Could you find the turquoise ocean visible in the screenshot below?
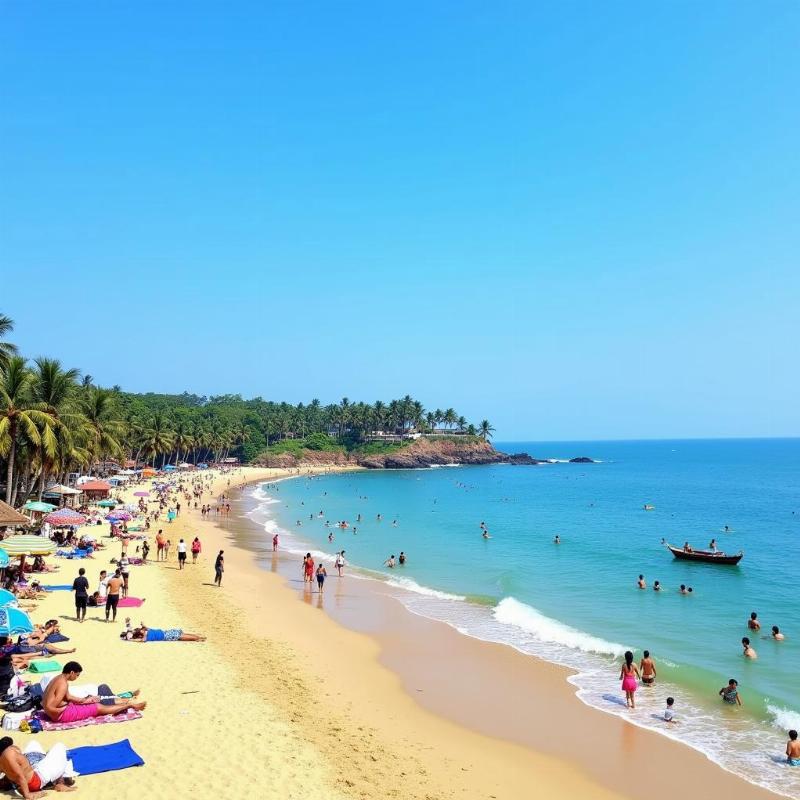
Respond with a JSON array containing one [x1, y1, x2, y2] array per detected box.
[[247, 438, 800, 798]]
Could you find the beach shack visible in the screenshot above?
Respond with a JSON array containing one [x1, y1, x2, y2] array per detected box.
[[79, 480, 112, 501], [0, 501, 30, 536], [42, 484, 83, 508]]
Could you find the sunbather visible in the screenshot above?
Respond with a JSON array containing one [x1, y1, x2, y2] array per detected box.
[[0, 737, 76, 797], [42, 662, 146, 723], [124, 624, 206, 642]]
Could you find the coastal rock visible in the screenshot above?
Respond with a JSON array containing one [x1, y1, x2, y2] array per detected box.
[[569, 456, 595, 463]]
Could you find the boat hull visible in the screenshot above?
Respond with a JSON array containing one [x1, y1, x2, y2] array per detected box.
[[667, 545, 743, 565]]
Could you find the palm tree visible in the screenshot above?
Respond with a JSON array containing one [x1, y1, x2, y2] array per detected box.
[[478, 420, 495, 440], [79, 388, 124, 471], [81, 375, 94, 389], [0, 356, 47, 503], [337, 397, 351, 440], [172, 418, 195, 465], [141, 412, 175, 467], [0, 314, 18, 372], [456, 415, 467, 432], [443, 408, 457, 430]]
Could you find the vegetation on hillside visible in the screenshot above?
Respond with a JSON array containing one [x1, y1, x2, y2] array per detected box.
[[0, 312, 496, 505]]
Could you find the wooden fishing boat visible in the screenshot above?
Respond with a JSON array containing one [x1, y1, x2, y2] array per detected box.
[[665, 543, 743, 565]]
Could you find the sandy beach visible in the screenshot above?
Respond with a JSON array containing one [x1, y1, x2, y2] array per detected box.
[[18, 466, 782, 800]]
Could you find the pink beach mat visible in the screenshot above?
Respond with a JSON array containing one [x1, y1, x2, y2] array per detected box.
[[34, 708, 143, 732], [118, 597, 145, 608]]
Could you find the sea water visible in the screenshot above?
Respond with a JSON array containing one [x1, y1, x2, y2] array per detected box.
[[248, 438, 800, 798]]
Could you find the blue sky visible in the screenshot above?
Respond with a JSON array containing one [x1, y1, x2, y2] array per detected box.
[[1, 2, 798, 440]]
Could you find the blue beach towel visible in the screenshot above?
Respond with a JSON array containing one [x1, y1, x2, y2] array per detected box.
[[66, 739, 144, 775], [42, 585, 73, 591]]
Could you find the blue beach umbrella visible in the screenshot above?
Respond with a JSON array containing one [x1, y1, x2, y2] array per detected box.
[[0, 606, 34, 635], [0, 549, 9, 569], [0, 588, 16, 606]]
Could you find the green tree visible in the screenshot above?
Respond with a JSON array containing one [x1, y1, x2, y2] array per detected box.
[[478, 420, 495, 440], [0, 314, 18, 372]]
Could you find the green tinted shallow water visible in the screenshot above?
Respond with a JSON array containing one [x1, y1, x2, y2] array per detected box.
[[252, 439, 800, 796]]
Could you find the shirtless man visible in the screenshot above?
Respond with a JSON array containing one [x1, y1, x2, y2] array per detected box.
[[639, 650, 657, 685], [637, 574, 646, 589], [105, 570, 124, 622], [748, 612, 761, 631], [741, 637, 757, 659], [42, 662, 145, 726], [787, 730, 800, 767], [0, 737, 75, 798]]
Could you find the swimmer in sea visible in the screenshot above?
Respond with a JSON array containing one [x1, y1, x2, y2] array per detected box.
[[399, 552, 406, 565], [653, 580, 661, 592], [554, 534, 560, 544], [482, 530, 491, 539], [741, 637, 757, 659], [638, 574, 646, 589], [384, 555, 396, 568], [328, 532, 334, 542], [639, 650, 657, 685], [771, 625, 785, 641], [748, 612, 761, 631], [787, 730, 800, 766]]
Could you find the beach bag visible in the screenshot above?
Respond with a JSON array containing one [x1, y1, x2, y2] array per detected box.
[[4, 691, 37, 713], [1, 711, 30, 730]]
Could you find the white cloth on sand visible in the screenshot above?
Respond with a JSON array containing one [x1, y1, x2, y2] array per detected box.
[[23, 741, 78, 781]]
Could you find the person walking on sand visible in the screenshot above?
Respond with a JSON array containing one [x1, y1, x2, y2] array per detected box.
[[620, 650, 640, 708], [639, 650, 657, 685], [214, 550, 224, 587], [177, 539, 187, 570], [272, 534, 278, 552], [316, 563, 327, 593], [303, 554, 314, 584], [119, 556, 130, 599], [335, 551, 345, 577], [191, 537, 201, 564], [105, 571, 123, 623], [71, 568, 89, 623], [156, 530, 165, 562]]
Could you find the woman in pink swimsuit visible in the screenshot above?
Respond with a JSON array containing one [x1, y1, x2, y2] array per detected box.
[[620, 650, 641, 709]]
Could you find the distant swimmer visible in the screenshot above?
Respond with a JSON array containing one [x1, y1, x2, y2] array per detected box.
[[482, 531, 492, 539], [741, 637, 757, 659], [398, 551, 406, 565], [748, 612, 761, 631], [772, 625, 785, 641], [679, 584, 693, 595], [639, 650, 657, 685], [719, 678, 742, 706], [553, 535, 560, 544], [384, 555, 396, 568], [377, 514, 382, 522], [328, 532, 334, 542], [653, 581, 662, 592], [638, 574, 646, 589], [724, 525, 730, 532]]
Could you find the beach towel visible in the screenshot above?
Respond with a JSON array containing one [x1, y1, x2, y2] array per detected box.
[[42, 585, 73, 591], [28, 661, 60, 674], [66, 739, 144, 775], [33, 708, 143, 732], [117, 597, 144, 608], [44, 633, 70, 644]]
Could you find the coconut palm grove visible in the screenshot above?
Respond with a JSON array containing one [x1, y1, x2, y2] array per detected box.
[[0, 312, 494, 505]]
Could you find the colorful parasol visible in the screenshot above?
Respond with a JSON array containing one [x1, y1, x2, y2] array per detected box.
[[0, 535, 56, 556], [44, 508, 86, 527]]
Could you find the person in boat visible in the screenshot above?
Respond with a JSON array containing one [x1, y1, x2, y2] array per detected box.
[[708, 538, 717, 552], [771, 625, 785, 641], [683, 542, 693, 553], [741, 637, 757, 659], [637, 574, 646, 589], [748, 612, 761, 631], [719, 678, 742, 706]]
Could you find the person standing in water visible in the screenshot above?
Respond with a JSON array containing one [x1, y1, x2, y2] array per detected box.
[[620, 650, 640, 709], [639, 650, 657, 685], [316, 563, 327, 593], [719, 678, 742, 706], [741, 637, 757, 659], [748, 612, 761, 631], [335, 551, 345, 577], [637, 574, 646, 589], [398, 552, 406, 565], [787, 730, 800, 766]]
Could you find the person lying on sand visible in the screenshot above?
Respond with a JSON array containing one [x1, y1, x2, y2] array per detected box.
[[0, 737, 76, 798], [0, 636, 76, 671], [42, 662, 146, 724], [123, 625, 206, 642]]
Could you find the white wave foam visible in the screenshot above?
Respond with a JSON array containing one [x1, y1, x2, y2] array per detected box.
[[493, 597, 627, 658], [768, 704, 800, 732], [385, 576, 465, 601]]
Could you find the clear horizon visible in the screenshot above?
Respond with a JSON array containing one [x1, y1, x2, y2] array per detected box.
[[2, 2, 798, 441]]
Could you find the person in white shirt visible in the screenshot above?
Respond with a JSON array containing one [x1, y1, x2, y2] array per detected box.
[[97, 570, 109, 603], [664, 697, 677, 723], [177, 539, 187, 570]]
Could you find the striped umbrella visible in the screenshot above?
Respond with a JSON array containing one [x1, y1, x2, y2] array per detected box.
[[22, 501, 57, 513], [106, 511, 132, 521], [44, 509, 86, 527], [0, 535, 57, 556], [0, 606, 34, 635]]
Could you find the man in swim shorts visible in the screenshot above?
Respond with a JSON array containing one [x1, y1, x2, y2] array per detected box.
[[42, 662, 146, 724], [639, 650, 657, 685], [0, 737, 75, 797], [105, 571, 123, 622], [787, 730, 800, 766]]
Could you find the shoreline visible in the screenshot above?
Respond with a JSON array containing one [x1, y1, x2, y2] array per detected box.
[[197, 468, 781, 800]]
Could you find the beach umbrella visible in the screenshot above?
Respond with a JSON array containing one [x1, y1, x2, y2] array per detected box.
[[0, 535, 57, 556], [0, 607, 34, 635], [0, 550, 9, 569], [106, 511, 132, 521], [0, 587, 16, 605], [97, 499, 118, 508], [44, 509, 86, 527], [22, 501, 57, 513], [133, 491, 149, 497]]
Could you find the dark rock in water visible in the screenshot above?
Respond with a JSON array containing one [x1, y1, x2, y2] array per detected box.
[[506, 453, 539, 465], [569, 456, 595, 463]]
